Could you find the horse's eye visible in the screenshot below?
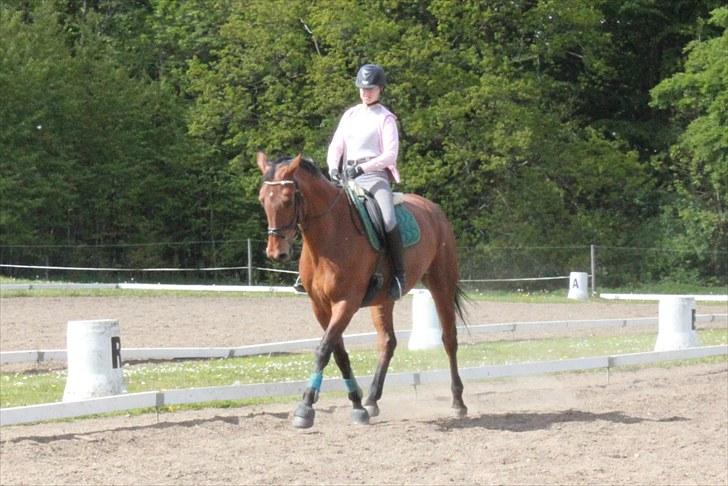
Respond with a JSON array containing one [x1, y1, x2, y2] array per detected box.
[[272, 192, 293, 208], [281, 190, 296, 205]]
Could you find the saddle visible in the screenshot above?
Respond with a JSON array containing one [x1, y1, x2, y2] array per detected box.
[[344, 181, 421, 251], [344, 181, 421, 306]]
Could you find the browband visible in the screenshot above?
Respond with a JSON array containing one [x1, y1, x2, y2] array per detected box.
[[264, 180, 296, 186]]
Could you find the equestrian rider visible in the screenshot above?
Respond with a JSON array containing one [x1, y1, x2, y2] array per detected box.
[[327, 64, 406, 300]]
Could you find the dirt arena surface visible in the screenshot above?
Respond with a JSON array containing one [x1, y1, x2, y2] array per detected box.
[[1, 294, 724, 351], [1, 363, 726, 485], [1, 295, 727, 485]]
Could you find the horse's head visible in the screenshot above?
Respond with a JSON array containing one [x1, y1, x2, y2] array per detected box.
[[256, 152, 303, 262]]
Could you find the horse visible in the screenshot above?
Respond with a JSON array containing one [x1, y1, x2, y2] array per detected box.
[[256, 152, 467, 428]]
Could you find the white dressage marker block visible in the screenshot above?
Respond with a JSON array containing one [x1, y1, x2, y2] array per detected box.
[[567, 272, 589, 300], [63, 319, 127, 402], [654, 297, 701, 352], [408, 290, 442, 351]]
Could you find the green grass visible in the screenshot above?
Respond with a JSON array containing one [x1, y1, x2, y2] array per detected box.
[[600, 283, 728, 295], [0, 276, 304, 299], [2, 328, 726, 409], [0, 288, 305, 298], [0, 371, 66, 407], [463, 290, 576, 303], [3, 275, 725, 300]]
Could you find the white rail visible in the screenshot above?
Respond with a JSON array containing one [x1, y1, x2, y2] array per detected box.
[[0, 283, 297, 293], [2, 314, 725, 365], [2, 345, 725, 426]]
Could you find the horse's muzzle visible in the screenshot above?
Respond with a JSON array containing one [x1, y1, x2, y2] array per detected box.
[[266, 238, 292, 262], [267, 250, 290, 262]]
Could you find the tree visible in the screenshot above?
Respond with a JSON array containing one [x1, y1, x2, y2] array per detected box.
[[650, 7, 728, 282], [397, 1, 651, 250], [2, 0, 724, 286], [0, 5, 79, 251], [0, 4, 201, 268]]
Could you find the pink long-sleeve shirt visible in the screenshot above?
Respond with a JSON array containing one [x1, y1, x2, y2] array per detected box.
[[326, 103, 400, 182]]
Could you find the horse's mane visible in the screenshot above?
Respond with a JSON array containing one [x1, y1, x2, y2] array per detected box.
[[264, 155, 323, 181]]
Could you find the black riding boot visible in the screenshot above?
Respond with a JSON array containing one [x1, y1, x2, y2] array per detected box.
[[293, 274, 306, 294], [385, 225, 407, 300]]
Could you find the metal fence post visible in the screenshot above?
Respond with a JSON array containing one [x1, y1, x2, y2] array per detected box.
[[247, 239, 253, 286], [590, 244, 596, 296]]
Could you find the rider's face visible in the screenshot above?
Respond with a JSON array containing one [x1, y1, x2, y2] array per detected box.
[[359, 86, 381, 105]]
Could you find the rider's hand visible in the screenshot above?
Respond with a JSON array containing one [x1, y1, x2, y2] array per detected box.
[[345, 165, 364, 179], [329, 168, 341, 184]]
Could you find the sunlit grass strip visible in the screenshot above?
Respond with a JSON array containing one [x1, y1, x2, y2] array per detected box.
[[2, 329, 726, 408], [3, 275, 726, 300], [0, 284, 586, 302], [0, 286, 570, 301], [0, 279, 717, 301], [0, 287, 302, 299]]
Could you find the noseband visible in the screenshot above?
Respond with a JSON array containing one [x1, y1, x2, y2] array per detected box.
[[263, 178, 343, 240]]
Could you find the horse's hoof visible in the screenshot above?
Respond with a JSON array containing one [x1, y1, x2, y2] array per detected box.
[[364, 403, 380, 418], [292, 403, 315, 429], [452, 405, 468, 419], [351, 407, 370, 425]]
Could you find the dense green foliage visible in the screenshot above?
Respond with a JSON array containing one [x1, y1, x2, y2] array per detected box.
[[1, 1, 726, 286]]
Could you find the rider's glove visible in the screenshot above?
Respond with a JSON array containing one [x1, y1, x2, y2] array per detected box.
[[329, 168, 341, 183], [345, 165, 364, 179]]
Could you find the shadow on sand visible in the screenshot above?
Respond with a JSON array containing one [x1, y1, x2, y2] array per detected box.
[[2, 405, 345, 444], [428, 409, 687, 433]]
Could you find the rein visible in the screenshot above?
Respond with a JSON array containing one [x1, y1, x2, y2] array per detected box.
[[263, 179, 343, 239]]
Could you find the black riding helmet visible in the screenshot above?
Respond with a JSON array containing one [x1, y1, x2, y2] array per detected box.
[[355, 64, 386, 88]]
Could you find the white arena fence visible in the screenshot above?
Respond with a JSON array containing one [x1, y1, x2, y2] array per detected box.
[[3, 281, 727, 304], [1, 345, 726, 426], [0, 282, 298, 293], [1, 282, 726, 426], [0, 260, 589, 293], [4, 241, 727, 294]]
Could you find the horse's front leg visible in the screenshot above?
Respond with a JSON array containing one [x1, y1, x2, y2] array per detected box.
[[332, 337, 369, 425], [292, 334, 334, 429], [292, 302, 358, 429]]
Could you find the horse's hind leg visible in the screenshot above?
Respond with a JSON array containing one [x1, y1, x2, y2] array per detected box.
[[423, 272, 468, 417], [332, 337, 369, 424], [364, 301, 397, 418]]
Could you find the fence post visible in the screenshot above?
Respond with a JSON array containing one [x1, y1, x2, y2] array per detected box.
[[590, 244, 596, 296], [247, 239, 253, 286]]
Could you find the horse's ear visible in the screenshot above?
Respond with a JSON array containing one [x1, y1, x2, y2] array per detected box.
[[281, 153, 302, 178], [256, 152, 268, 174]]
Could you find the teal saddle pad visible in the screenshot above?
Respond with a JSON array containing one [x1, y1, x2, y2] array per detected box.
[[344, 182, 421, 252]]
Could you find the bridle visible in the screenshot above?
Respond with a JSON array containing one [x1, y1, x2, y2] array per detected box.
[[263, 179, 343, 240], [263, 180, 302, 239]]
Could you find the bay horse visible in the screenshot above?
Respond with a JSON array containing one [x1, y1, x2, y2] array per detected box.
[[256, 152, 467, 428]]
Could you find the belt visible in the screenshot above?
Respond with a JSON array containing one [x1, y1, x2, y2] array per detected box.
[[346, 157, 374, 166]]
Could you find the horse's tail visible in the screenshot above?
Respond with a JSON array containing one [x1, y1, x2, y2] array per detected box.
[[454, 284, 471, 329]]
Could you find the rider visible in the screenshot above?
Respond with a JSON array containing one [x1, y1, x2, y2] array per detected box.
[[327, 63, 406, 300]]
